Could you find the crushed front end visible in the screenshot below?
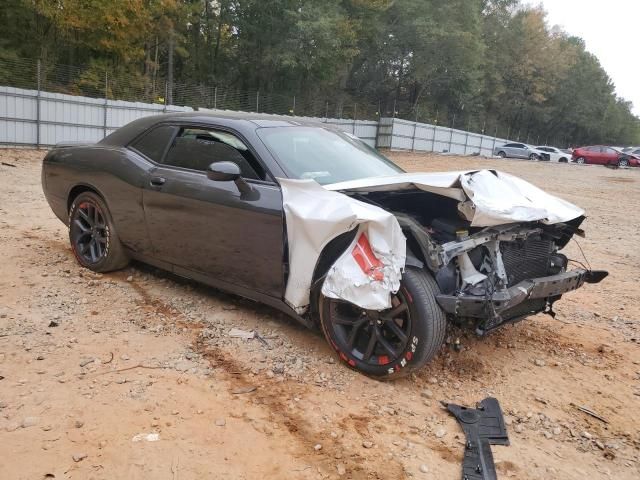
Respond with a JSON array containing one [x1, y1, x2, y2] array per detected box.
[[396, 213, 608, 334]]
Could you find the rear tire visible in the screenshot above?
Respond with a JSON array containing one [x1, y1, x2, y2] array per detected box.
[[319, 268, 446, 379], [68, 191, 129, 272], [618, 158, 629, 167], [497, 151, 506, 158]]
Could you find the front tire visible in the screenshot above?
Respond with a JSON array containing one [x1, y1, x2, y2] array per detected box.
[[529, 153, 539, 161], [575, 157, 586, 165], [68, 191, 129, 272], [319, 268, 446, 378]]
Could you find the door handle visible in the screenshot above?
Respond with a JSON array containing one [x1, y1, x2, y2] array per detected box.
[[150, 176, 166, 187]]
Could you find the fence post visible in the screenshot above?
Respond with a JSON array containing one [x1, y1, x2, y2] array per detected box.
[[163, 82, 168, 113], [411, 120, 417, 152], [325, 101, 329, 119], [36, 59, 41, 149], [214, 86, 218, 109], [448, 114, 456, 153], [492, 126, 498, 154], [430, 124, 436, 152], [353, 103, 357, 134], [390, 117, 395, 150], [103, 71, 108, 139], [292, 95, 296, 116], [256, 90, 259, 113], [167, 29, 174, 105], [464, 131, 469, 155]]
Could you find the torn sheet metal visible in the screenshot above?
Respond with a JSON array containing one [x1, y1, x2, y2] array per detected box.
[[326, 170, 584, 227], [279, 178, 406, 313]]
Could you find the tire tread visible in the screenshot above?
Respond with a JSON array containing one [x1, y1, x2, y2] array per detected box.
[[402, 268, 447, 372]]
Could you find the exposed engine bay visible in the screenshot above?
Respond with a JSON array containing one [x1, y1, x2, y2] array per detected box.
[[353, 188, 606, 333]]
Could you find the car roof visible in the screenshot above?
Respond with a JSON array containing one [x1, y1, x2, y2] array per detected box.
[[99, 111, 327, 147]]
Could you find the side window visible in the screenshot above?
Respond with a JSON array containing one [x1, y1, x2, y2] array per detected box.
[[586, 146, 598, 152], [162, 127, 264, 180], [504, 143, 517, 148], [130, 125, 177, 162], [603, 147, 616, 154]]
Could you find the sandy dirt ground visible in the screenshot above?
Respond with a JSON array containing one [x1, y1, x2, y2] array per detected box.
[[0, 148, 638, 480]]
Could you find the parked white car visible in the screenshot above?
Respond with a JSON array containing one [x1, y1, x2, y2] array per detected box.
[[535, 146, 570, 163]]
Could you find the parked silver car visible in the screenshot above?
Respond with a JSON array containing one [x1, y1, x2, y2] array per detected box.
[[493, 143, 550, 161]]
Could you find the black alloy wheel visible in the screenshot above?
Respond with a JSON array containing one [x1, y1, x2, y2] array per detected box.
[[327, 291, 412, 368], [68, 191, 129, 272], [320, 268, 446, 378], [70, 200, 108, 264]]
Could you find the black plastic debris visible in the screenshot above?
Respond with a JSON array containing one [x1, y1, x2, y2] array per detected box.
[[442, 397, 509, 480]]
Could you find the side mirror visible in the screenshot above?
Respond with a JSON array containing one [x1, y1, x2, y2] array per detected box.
[[206, 161, 241, 182]]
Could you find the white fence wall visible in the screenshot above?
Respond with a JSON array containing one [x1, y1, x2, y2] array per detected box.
[[1, 85, 513, 155], [378, 118, 512, 156], [0, 86, 193, 147]]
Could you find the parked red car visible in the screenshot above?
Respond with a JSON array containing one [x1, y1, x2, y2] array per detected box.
[[572, 146, 639, 167]]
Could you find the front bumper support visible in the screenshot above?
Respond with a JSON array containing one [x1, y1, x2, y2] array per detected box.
[[436, 269, 607, 322]]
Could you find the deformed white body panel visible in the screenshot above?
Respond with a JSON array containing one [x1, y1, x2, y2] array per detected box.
[[326, 170, 584, 227], [279, 179, 406, 313], [280, 170, 584, 313], [457, 170, 585, 226]]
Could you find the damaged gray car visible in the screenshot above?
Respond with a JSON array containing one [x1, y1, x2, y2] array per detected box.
[[41, 113, 607, 379]]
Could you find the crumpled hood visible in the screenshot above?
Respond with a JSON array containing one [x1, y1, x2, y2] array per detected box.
[[325, 170, 585, 227]]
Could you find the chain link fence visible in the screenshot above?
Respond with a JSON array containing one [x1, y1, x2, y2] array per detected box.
[[0, 56, 380, 120], [0, 55, 573, 149]]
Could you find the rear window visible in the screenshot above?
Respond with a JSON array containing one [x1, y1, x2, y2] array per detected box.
[[130, 125, 177, 162]]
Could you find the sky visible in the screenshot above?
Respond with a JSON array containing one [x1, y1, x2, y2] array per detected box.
[[528, 0, 640, 116]]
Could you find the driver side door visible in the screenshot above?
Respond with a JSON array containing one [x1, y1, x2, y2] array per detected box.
[[142, 125, 285, 298]]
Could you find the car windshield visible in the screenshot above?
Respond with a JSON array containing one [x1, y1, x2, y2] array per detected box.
[[256, 126, 403, 185]]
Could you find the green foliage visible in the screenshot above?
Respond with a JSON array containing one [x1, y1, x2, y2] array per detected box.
[[0, 0, 638, 145]]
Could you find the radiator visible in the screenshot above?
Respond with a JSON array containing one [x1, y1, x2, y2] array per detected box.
[[500, 237, 553, 286]]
